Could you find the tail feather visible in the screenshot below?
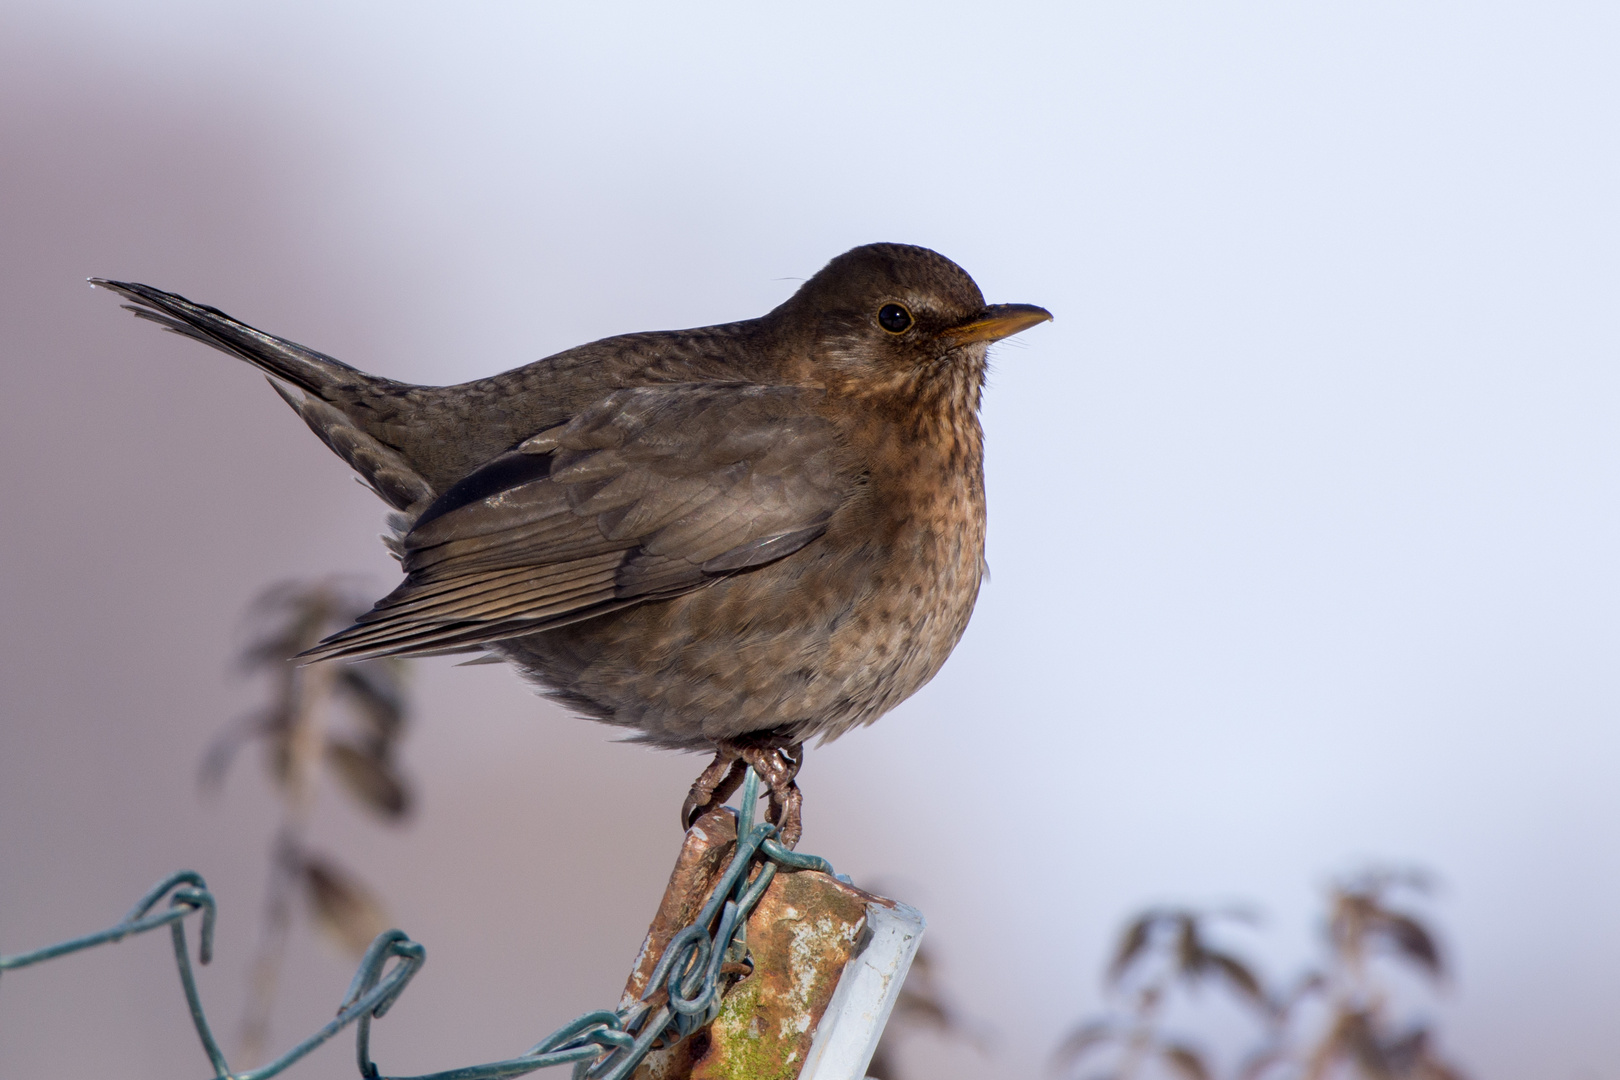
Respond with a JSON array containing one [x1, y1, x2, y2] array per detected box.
[[91, 278, 363, 397], [266, 380, 434, 514], [95, 278, 439, 518]]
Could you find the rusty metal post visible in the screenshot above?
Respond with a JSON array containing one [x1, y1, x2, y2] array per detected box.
[[623, 810, 924, 1080]]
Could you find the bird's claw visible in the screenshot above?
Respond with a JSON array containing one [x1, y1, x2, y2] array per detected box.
[[738, 744, 805, 849], [679, 742, 805, 848], [681, 751, 747, 830]]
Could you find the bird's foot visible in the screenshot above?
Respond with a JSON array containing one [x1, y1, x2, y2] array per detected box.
[[679, 741, 805, 849], [681, 748, 747, 831], [736, 743, 805, 850]]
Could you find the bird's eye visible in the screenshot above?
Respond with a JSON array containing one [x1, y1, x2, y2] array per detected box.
[[877, 303, 913, 334]]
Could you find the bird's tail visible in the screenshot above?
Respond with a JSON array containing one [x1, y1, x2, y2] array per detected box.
[[91, 278, 365, 397], [95, 279, 437, 519]]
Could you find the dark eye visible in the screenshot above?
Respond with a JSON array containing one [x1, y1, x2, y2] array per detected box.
[[877, 303, 913, 334]]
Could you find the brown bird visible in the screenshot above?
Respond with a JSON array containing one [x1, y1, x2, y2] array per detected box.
[[94, 244, 1050, 844]]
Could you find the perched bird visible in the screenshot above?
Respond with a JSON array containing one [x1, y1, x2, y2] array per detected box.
[[95, 244, 1050, 844]]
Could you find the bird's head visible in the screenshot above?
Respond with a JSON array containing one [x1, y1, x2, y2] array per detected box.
[[772, 243, 1051, 401]]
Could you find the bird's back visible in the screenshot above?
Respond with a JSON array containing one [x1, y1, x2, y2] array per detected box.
[[354, 318, 782, 491]]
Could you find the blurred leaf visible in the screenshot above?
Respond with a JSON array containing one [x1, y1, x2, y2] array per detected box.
[[198, 706, 289, 791], [1378, 913, 1443, 979], [302, 856, 390, 959], [1339, 1011, 1392, 1078], [1172, 913, 1203, 976], [1108, 914, 1156, 983], [906, 939, 935, 977], [1059, 869, 1465, 1080], [890, 989, 951, 1031], [237, 580, 374, 669], [1052, 1020, 1116, 1069], [1201, 949, 1271, 1013], [865, 1042, 898, 1080], [1160, 1043, 1211, 1080], [238, 596, 332, 668], [325, 740, 411, 820], [1328, 892, 1373, 958], [336, 661, 409, 743]]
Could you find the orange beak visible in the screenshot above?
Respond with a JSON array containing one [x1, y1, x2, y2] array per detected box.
[[942, 303, 1053, 347]]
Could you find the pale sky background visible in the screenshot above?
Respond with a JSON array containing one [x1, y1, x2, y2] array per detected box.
[[2, 3, 1618, 1078]]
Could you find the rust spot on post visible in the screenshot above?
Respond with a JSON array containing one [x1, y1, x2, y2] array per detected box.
[[628, 822, 883, 1080], [621, 807, 739, 1008]]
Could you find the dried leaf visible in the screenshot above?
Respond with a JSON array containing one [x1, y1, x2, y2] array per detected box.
[[890, 988, 952, 1031], [1108, 914, 1156, 983], [1338, 1011, 1392, 1077], [325, 740, 412, 820], [1202, 949, 1270, 1012], [1379, 913, 1443, 978], [336, 661, 409, 742], [1160, 1043, 1212, 1080], [302, 856, 391, 958], [1173, 914, 1203, 976]]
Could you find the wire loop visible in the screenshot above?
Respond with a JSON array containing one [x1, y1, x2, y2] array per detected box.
[[0, 767, 833, 1080]]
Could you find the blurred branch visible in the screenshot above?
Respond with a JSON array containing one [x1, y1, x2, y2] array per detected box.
[[1055, 871, 1467, 1080], [1055, 907, 1264, 1080], [205, 580, 414, 1067]]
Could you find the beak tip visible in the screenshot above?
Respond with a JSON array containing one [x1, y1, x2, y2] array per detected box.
[[947, 303, 1054, 345]]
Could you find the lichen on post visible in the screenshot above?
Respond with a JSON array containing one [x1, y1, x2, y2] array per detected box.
[[624, 812, 921, 1080]]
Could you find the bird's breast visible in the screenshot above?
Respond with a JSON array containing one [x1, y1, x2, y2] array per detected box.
[[795, 403, 989, 736], [500, 397, 989, 749]]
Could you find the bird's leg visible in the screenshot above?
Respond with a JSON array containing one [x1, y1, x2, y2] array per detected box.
[[736, 743, 805, 849], [681, 747, 747, 831]]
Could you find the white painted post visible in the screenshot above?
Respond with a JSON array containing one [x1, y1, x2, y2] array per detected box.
[[799, 900, 927, 1080]]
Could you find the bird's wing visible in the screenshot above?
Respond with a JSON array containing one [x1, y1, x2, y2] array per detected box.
[[303, 383, 852, 660]]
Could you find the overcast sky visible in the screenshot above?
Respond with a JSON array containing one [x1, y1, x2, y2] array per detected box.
[[2, 4, 1618, 1078]]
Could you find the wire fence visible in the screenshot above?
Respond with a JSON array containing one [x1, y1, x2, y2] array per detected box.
[[0, 768, 835, 1080]]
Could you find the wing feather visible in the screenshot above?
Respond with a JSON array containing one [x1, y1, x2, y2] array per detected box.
[[304, 383, 851, 661]]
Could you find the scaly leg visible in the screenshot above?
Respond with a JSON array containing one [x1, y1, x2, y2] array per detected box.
[[681, 748, 747, 831], [681, 741, 807, 847], [736, 743, 805, 849]]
